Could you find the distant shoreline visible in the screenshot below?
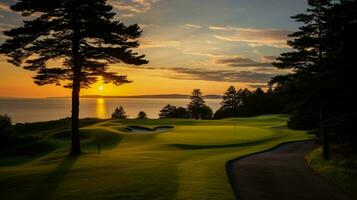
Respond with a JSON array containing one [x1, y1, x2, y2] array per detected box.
[[0, 94, 222, 99], [69, 94, 221, 99]]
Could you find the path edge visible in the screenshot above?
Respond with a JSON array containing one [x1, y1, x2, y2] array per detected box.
[[225, 139, 314, 199]]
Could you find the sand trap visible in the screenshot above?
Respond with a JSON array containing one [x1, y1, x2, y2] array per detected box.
[[123, 125, 174, 134]]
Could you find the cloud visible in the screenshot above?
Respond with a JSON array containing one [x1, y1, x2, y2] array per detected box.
[[139, 38, 181, 49], [252, 67, 280, 73], [248, 84, 269, 89], [215, 56, 273, 67], [109, 0, 160, 17], [139, 23, 156, 29], [209, 26, 237, 31], [263, 56, 277, 61], [0, 2, 11, 12], [160, 67, 276, 83], [184, 24, 202, 29], [182, 50, 225, 57], [210, 26, 291, 48]]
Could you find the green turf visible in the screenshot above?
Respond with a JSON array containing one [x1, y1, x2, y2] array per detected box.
[[306, 146, 357, 199], [0, 114, 312, 200]]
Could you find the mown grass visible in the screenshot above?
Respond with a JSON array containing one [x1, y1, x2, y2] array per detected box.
[[0, 114, 312, 200], [306, 146, 357, 199]]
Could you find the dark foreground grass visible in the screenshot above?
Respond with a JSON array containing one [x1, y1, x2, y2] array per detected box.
[[306, 146, 357, 199], [0, 115, 312, 200]]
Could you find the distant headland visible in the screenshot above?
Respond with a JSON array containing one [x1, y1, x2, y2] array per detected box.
[[47, 94, 222, 99]]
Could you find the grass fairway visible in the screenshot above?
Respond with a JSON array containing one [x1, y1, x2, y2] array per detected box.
[[0, 115, 312, 200]]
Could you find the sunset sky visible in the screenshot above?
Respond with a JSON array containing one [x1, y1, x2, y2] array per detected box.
[[0, 0, 307, 97]]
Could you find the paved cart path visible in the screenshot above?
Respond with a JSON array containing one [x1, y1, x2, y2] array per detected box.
[[227, 141, 352, 200]]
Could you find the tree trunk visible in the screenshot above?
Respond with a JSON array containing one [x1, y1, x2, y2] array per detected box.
[[317, 5, 329, 160], [70, 74, 81, 156], [320, 105, 329, 160], [69, 40, 81, 156], [69, 0, 81, 156], [321, 130, 329, 160]]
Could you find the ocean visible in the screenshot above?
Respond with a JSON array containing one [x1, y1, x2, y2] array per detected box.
[[0, 98, 221, 123]]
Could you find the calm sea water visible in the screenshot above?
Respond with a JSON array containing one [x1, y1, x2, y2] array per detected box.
[[0, 98, 221, 123]]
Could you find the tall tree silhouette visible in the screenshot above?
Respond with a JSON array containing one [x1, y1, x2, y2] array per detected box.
[[112, 106, 128, 119], [221, 86, 240, 111], [214, 86, 240, 119], [323, 0, 357, 148], [272, 0, 333, 159], [188, 89, 208, 119], [0, 0, 148, 156]]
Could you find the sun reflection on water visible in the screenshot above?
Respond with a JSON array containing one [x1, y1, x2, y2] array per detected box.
[[95, 98, 107, 119]]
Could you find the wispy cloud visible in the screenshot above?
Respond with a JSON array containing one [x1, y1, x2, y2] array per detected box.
[[263, 56, 277, 61], [209, 26, 237, 31], [0, 2, 11, 12], [215, 56, 273, 67], [182, 50, 226, 58], [139, 38, 181, 49], [184, 24, 202, 29], [248, 84, 269, 89], [109, 0, 160, 17], [157, 67, 277, 83], [210, 26, 291, 48]]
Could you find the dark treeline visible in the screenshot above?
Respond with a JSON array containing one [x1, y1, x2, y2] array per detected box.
[[270, 0, 357, 159], [158, 87, 283, 120], [160, 89, 213, 119], [214, 86, 283, 119]]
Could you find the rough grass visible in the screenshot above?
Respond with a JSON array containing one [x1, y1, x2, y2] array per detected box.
[[306, 146, 357, 199], [0, 114, 312, 200]]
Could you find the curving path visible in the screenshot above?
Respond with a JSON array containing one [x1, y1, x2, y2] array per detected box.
[[227, 141, 353, 200]]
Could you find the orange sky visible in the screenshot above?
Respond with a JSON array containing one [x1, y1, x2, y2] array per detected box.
[[0, 0, 306, 97], [0, 61, 248, 97]]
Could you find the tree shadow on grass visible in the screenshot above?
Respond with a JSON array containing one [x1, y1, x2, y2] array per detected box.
[[26, 155, 78, 200]]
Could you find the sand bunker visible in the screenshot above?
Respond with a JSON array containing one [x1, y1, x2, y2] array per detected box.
[[122, 125, 174, 134]]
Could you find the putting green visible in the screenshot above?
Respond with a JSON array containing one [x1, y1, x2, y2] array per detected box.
[[0, 115, 312, 200]]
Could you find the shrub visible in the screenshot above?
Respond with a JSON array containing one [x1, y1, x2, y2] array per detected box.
[[200, 105, 213, 119], [159, 105, 189, 119], [0, 114, 12, 130], [137, 111, 148, 119]]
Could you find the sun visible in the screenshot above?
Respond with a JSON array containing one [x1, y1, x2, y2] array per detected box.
[[98, 86, 104, 91]]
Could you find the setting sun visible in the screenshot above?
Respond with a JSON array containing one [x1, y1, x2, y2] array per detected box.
[[98, 86, 104, 91]]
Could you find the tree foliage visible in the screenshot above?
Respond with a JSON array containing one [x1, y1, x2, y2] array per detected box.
[[159, 105, 189, 119], [221, 86, 241, 111], [271, 0, 357, 158], [0, 0, 148, 88], [214, 87, 283, 119], [0, 114, 12, 134], [137, 111, 148, 120], [0, 0, 148, 155], [112, 106, 128, 119], [187, 89, 212, 119]]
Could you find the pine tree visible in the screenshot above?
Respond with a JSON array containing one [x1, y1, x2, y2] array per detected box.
[[0, 0, 148, 155], [253, 88, 265, 96], [112, 107, 128, 119], [271, 0, 332, 159], [187, 89, 207, 119], [221, 86, 240, 111], [159, 104, 177, 119], [214, 86, 240, 119]]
